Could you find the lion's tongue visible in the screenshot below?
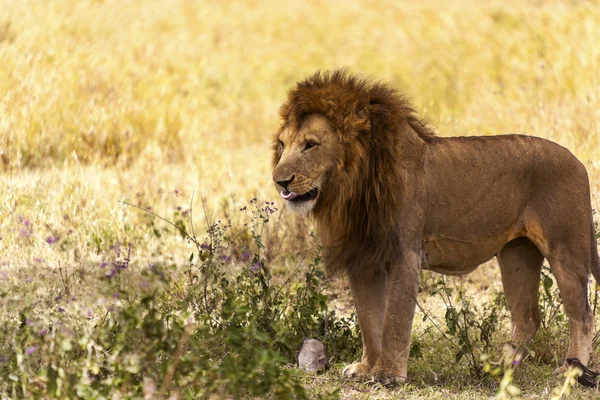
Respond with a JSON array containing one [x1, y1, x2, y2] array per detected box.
[[280, 190, 298, 200]]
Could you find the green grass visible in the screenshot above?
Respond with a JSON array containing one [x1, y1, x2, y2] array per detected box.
[[1, 0, 600, 398]]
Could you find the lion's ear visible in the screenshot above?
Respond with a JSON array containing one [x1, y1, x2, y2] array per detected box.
[[363, 98, 392, 135], [354, 108, 370, 131], [344, 94, 371, 134], [351, 91, 376, 133], [344, 110, 370, 134]]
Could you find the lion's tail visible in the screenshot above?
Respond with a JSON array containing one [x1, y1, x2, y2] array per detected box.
[[591, 216, 600, 284]]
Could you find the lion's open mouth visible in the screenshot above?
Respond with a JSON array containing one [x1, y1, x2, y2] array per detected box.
[[280, 188, 319, 202]]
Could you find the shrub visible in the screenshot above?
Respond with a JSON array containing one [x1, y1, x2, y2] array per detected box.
[[0, 199, 359, 398]]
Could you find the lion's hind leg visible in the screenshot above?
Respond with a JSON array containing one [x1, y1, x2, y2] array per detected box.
[[543, 232, 600, 387], [546, 244, 594, 369], [497, 237, 544, 355]]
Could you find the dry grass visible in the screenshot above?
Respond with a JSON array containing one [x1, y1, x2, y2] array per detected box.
[[1, 0, 600, 398]]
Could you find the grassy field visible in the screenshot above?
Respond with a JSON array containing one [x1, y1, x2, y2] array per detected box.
[[1, 0, 600, 398]]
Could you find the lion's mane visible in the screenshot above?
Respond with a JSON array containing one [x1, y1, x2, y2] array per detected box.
[[277, 71, 436, 277]]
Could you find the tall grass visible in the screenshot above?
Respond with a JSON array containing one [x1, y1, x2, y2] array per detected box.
[[2, 0, 600, 170]]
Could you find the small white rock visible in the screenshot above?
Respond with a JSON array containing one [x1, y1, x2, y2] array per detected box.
[[297, 338, 329, 373]]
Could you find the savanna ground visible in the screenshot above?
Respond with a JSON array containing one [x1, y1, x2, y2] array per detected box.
[[1, 0, 600, 398]]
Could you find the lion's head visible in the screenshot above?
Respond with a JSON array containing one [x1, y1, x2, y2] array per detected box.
[[271, 71, 374, 216], [271, 113, 340, 214], [272, 70, 435, 275]]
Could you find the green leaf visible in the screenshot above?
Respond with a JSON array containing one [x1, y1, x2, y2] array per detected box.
[[410, 341, 423, 359], [543, 274, 553, 290], [455, 350, 464, 362]]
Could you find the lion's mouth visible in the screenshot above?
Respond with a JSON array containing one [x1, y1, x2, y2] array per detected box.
[[280, 188, 319, 202]]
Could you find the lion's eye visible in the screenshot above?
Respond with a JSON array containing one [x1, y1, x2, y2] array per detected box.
[[304, 141, 318, 151]]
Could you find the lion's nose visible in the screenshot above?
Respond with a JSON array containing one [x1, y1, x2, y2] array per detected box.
[[276, 176, 295, 190]]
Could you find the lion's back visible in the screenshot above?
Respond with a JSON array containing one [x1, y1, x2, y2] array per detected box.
[[424, 134, 587, 195], [423, 133, 591, 240]]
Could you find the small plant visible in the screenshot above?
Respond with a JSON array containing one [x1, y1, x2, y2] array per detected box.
[[421, 277, 505, 378], [416, 267, 592, 398], [539, 265, 565, 330], [177, 198, 359, 397]]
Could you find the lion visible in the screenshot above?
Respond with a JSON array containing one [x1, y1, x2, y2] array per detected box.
[[271, 70, 600, 385]]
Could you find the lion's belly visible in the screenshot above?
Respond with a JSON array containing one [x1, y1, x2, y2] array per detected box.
[[422, 236, 504, 275]]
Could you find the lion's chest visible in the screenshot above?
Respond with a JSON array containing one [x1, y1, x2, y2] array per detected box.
[[422, 236, 501, 275]]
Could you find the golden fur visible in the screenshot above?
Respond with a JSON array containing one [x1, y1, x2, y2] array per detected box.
[[272, 70, 600, 382]]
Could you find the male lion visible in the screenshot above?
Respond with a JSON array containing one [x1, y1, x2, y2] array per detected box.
[[272, 70, 600, 385]]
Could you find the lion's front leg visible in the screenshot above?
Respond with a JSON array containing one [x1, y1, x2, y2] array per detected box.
[[372, 251, 421, 383], [342, 270, 387, 378]]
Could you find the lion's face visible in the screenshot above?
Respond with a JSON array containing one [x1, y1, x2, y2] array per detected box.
[[272, 114, 342, 214]]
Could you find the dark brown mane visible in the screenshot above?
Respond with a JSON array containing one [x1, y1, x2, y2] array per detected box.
[[279, 70, 435, 140], [277, 70, 435, 277]]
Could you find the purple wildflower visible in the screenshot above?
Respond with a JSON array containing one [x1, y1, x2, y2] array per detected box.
[[113, 292, 119, 298], [20, 228, 32, 238], [105, 269, 118, 279], [100, 262, 108, 268], [24, 220, 30, 226], [250, 261, 262, 273], [58, 307, 65, 313], [26, 319, 32, 326], [40, 329, 48, 336], [26, 346, 36, 355], [242, 251, 253, 259], [200, 243, 211, 250], [220, 255, 231, 263], [46, 235, 60, 244], [26, 276, 32, 283], [513, 359, 520, 367]]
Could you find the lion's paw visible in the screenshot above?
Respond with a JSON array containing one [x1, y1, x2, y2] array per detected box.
[[372, 366, 407, 386], [341, 362, 371, 378]]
